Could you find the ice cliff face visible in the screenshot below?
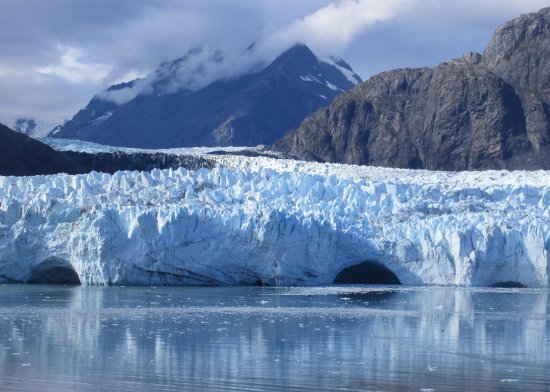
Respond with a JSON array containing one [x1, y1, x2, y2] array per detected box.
[[0, 155, 548, 287]]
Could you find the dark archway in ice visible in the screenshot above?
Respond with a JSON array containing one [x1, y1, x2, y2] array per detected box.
[[333, 261, 401, 285], [489, 281, 525, 288], [28, 257, 81, 285]]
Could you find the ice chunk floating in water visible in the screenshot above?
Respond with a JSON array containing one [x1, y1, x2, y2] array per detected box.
[[0, 152, 549, 287]]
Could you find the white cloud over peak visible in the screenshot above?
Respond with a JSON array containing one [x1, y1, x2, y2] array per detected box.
[[263, 0, 413, 56], [37, 46, 111, 84], [96, 0, 414, 105]]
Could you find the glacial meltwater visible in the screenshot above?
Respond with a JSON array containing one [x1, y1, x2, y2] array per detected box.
[[0, 285, 549, 391]]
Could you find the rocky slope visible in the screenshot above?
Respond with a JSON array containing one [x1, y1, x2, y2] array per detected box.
[[0, 123, 212, 176], [275, 7, 550, 170], [0, 122, 80, 176], [50, 44, 361, 148]]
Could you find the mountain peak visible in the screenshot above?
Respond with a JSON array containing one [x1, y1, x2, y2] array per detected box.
[[264, 43, 362, 89], [281, 42, 316, 57], [538, 6, 550, 19], [267, 43, 319, 74], [482, 6, 549, 98], [50, 43, 362, 148]]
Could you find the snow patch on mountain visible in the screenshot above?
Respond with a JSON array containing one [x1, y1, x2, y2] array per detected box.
[[324, 56, 362, 85], [0, 147, 548, 287], [4, 118, 60, 138], [325, 81, 340, 91], [299, 75, 321, 83]]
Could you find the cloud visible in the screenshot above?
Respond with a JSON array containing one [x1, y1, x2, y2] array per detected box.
[[342, 0, 549, 77], [37, 46, 111, 83], [96, 84, 144, 106], [0, 0, 548, 125], [0, 69, 97, 126], [97, 46, 265, 105], [95, 0, 413, 105], [262, 0, 413, 56]]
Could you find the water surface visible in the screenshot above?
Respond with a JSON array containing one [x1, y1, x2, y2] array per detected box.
[[0, 285, 548, 391]]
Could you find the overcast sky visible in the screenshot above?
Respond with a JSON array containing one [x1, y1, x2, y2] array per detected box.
[[0, 0, 547, 128]]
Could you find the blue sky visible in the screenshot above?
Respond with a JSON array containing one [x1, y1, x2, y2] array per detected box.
[[0, 0, 547, 128]]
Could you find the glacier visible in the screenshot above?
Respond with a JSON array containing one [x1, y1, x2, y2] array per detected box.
[[0, 145, 549, 287]]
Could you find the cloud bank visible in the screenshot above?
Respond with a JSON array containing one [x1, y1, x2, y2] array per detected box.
[[99, 0, 413, 105], [264, 0, 413, 55], [0, 0, 548, 126]]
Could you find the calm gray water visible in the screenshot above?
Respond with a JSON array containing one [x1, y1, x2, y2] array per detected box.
[[0, 285, 549, 391]]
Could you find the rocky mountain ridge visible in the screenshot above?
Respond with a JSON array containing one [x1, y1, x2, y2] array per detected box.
[[274, 7, 550, 170]]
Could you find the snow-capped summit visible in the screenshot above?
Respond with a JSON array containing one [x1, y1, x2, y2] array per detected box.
[[49, 44, 362, 148]]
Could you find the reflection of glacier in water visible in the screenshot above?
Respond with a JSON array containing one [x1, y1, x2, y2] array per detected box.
[[0, 285, 549, 391]]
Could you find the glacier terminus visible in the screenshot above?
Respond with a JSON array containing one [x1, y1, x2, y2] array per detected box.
[[0, 143, 549, 288]]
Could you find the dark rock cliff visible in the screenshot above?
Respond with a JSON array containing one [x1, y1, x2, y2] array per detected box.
[[0, 123, 213, 176], [0, 123, 79, 176], [274, 7, 550, 170]]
